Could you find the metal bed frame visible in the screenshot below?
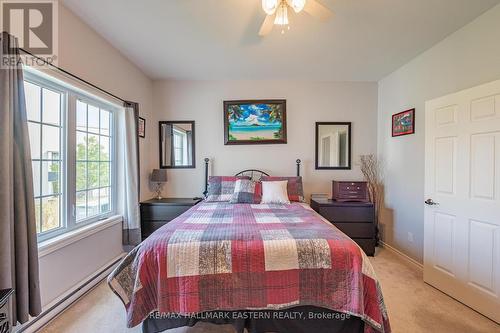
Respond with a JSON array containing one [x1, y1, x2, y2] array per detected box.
[[234, 169, 270, 181], [203, 158, 301, 197]]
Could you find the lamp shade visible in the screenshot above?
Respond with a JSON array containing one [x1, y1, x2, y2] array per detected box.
[[290, 0, 306, 13], [151, 169, 168, 183], [262, 0, 278, 15]]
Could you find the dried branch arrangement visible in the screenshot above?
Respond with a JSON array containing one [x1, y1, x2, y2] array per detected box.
[[359, 154, 383, 244]]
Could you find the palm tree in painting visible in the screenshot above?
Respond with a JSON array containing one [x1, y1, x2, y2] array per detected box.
[[263, 104, 282, 123], [262, 104, 283, 138], [228, 105, 244, 121]]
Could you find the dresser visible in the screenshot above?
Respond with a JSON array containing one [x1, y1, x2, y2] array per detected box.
[[140, 198, 202, 240], [311, 198, 376, 256], [0, 289, 13, 333]]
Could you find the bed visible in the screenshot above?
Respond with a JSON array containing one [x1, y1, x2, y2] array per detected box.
[[108, 160, 390, 333]]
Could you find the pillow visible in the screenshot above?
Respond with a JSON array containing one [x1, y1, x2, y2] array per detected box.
[[230, 179, 259, 204], [206, 176, 250, 202], [260, 176, 304, 202], [261, 180, 290, 204]]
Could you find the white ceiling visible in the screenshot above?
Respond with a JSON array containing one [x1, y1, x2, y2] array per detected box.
[[62, 0, 500, 81]]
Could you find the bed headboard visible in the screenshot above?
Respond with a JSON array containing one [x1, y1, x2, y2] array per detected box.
[[235, 169, 270, 181], [203, 158, 302, 197]]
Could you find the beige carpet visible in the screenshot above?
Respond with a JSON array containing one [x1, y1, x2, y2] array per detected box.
[[39, 248, 499, 333]]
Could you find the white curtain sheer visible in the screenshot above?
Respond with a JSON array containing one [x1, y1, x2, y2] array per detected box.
[[116, 105, 141, 246]]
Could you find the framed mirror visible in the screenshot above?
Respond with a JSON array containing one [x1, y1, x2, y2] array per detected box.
[[159, 121, 195, 169], [315, 122, 351, 170]]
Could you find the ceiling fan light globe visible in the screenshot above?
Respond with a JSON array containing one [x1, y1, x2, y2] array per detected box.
[[262, 0, 278, 15], [290, 0, 306, 13]]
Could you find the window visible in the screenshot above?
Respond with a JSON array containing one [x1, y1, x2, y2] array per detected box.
[[24, 70, 117, 242], [75, 100, 112, 221], [173, 128, 186, 165], [25, 82, 63, 234]]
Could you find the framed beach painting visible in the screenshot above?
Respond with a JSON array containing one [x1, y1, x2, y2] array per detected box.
[[223, 100, 287, 145], [392, 108, 415, 137]]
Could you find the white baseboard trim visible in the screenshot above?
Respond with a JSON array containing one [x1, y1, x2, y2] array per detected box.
[[15, 253, 126, 333], [379, 241, 423, 270]]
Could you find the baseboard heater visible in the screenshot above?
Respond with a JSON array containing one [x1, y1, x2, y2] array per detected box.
[[15, 254, 125, 333]]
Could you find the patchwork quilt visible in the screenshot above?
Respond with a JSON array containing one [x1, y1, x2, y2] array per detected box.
[[108, 202, 391, 333]]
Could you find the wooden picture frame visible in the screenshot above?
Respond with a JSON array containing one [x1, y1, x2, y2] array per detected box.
[[223, 100, 287, 145], [392, 109, 415, 137], [138, 117, 146, 138]]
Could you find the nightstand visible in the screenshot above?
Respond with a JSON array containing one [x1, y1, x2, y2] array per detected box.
[[140, 198, 202, 240], [0, 289, 13, 333], [311, 198, 376, 256]]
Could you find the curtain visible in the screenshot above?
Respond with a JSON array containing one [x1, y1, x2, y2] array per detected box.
[[0, 32, 42, 324], [169, 125, 175, 166], [161, 123, 172, 167], [116, 103, 141, 246]]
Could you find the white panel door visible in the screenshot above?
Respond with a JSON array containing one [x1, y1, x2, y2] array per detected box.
[[425, 80, 500, 323]]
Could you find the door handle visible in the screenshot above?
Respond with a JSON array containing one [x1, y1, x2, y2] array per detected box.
[[425, 198, 439, 206]]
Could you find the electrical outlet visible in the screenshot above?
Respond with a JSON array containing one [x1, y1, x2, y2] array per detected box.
[[407, 232, 414, 243]]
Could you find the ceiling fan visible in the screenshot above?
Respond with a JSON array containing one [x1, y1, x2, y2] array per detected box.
[[259, 0, 334, 36]]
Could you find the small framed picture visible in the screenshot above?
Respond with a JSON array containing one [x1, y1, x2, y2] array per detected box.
[[392, 109, 415, 137], [138, 117, 146, 138]]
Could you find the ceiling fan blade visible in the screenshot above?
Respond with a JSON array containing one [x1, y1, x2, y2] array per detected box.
[[304, 0, 334, 20], [259, 14, 275, 36]]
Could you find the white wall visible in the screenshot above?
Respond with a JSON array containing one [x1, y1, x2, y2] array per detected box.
[[57, 4, 156, 201], [153, 80, 378, 199], [38, 223, 123, 307], [377, 3, 500, 263], [34, 3, 155, 311]]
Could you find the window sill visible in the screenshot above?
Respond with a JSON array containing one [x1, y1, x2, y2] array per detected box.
[[38, 215, 123, 258]]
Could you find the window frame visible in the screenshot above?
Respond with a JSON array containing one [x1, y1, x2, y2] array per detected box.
[[71, 95, 116, 225], [24, 74, 67, 240], [24, 70, 119, 243]]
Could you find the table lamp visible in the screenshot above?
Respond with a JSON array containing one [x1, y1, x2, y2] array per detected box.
[[151, 169, 168, 200]]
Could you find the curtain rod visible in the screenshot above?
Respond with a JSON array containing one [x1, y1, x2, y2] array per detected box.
[[19, 48, 131, 105]]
